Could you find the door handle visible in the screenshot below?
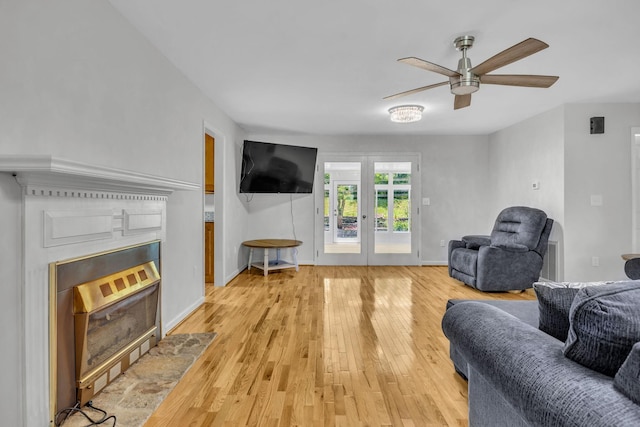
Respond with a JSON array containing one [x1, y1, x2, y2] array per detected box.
[[362, 215, 367, 219]]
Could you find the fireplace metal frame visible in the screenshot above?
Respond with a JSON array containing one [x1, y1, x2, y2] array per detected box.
[[49, 240, 162, 420], [73, 261, 160, 405]]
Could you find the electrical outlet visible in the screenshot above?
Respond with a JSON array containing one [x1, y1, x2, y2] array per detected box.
[[440, 240, 445, 247], [592, 256, 599, 267]]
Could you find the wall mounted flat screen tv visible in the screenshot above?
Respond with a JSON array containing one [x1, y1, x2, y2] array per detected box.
[[239, 140, 318, 194]]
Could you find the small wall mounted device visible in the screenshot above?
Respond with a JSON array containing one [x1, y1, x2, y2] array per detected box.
[[590, 117, 604, 134]]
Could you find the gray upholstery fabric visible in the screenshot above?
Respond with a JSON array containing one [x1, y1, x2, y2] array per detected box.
[[447, 299, 539, 327], [442, 302, 640, 426], [534, 284, 579, 341], [450, 248, 477, 276], [468, 366, 530, 427], [490, 206, 548, 251], [447, 239, 465, 277], [533, 281, 618, 341], [462, 235, 491, 250], [625, 258, 640, 279], [446, 299, 538, 379], [564, 281, 640, 376], [448, 206, 553, 291], [615, 342, 640, 405]]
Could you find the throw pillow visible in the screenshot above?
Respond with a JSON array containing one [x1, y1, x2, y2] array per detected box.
[[533, 281, 616, 341], [614, 342, 640, 405], [563, 281, 640, 377]]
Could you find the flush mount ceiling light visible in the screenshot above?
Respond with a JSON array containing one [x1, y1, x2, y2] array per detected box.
[[389, 105, 424, 123]]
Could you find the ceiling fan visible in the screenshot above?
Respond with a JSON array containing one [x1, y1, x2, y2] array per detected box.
[[384, 36, 559, 110]]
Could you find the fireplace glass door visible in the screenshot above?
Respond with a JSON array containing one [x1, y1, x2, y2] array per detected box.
[[80, 284, 158, 378]]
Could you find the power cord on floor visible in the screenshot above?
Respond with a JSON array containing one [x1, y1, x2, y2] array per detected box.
[[54, 401, 116, 426]]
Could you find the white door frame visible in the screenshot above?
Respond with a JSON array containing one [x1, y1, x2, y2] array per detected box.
[[631, 127, 640, 252]]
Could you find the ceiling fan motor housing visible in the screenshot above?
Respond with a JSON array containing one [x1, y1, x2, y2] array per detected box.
[[450, 56, 479, 95]]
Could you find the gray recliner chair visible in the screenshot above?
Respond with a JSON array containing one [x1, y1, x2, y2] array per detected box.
[[448, 206, 553, 291]]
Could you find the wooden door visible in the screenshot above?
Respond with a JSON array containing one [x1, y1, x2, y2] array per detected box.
[[205, 134, 215, 193], [205, 222, 215, 282]]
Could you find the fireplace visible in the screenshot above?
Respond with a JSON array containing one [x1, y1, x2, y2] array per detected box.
[[52, 241, 162, 412], [0, 155, 199, 426]]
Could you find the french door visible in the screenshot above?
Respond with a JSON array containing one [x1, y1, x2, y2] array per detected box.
[[316, 153, 421, 265]]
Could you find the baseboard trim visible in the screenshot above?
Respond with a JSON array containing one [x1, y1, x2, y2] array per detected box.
[[224, 267, 242, 285], [163, 295, 205, 335], [422, 260, 448, 266]]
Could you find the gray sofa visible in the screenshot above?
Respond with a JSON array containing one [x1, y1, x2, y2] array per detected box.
[[448, 206, 553, 291], [443, 288, 640, 427]]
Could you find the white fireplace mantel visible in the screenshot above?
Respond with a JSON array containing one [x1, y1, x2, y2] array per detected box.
[[0, 155, 199, 426], [0, 155, 200, 196]]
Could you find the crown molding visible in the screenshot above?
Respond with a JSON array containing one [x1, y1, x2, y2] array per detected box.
[[0, 155, 199, 196]]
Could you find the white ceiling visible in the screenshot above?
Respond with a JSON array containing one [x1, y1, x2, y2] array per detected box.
[[108, 0, 640, 136]]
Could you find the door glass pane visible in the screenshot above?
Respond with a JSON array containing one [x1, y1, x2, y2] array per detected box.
[[336, 184, 358, 240], [375, 190, 388, 231], [324, 189, 330, 231], [374, 162, 411, 254], [323, 162, 361, 254], [393, 190, 410, 232], [393, 173, 411, 185]]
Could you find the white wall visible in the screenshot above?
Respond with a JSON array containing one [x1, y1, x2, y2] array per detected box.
[[0, 175, 23, 426], [488, 106, 566, 278], [488, 103, 640, 282], [245, 134, 491, 265], [563, 103, 640, 281], [0, 1, 246, 423]]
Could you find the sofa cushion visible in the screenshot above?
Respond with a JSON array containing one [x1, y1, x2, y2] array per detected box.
[[533, 281, 617, 341], [563, 281, 640, 377], [614, 342, 640, 405]]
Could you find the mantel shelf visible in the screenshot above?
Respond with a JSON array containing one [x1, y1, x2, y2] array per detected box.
[[0, 155, 199, 196]]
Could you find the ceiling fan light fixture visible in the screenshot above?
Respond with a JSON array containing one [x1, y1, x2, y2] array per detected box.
[[389, 105, 423, 123], [450, 78, 480, 95]]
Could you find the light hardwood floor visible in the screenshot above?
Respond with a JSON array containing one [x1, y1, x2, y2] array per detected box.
[[145, 266, 535, 427]]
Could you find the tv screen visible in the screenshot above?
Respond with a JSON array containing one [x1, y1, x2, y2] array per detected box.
[[239, 140, 318, 194]]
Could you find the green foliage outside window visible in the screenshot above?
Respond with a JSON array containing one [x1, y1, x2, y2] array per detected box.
[[393, 173, 411, 184]]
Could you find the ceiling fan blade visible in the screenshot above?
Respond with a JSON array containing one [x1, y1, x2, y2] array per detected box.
[[481, 74, 559, 88], [383, 81, 448, 100], [454, 94, 471, 110], [398, 57, 460, 78], [471, 38, 549, 76]]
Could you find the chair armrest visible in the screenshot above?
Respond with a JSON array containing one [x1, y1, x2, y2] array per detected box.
[[448, 239, 466, 275], [462, 235, 491, 249]]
